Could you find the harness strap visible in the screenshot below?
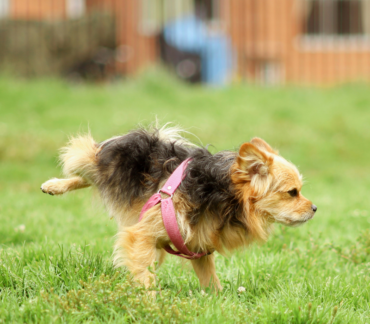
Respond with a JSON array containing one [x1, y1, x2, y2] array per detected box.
[[139, 158, 210, 259]]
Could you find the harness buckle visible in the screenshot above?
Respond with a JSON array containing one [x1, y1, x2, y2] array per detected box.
[[157, 189, 173, 199]]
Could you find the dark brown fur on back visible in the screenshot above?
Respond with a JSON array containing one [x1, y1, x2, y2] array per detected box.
[[96, 129, 243, 230]]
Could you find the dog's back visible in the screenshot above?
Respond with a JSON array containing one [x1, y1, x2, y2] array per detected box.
[[94, 129, 192, 206]]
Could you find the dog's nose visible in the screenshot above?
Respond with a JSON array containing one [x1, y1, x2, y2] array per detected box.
[[311, 205, 317, 212]]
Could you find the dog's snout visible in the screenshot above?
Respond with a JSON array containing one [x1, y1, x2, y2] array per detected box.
[[311, 204, 317, 212]]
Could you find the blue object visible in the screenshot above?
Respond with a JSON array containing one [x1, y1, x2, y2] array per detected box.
[[163, 15, 234, 86]]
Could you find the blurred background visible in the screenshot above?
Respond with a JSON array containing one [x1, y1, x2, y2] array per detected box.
[[0, 0, 370, 85], [1, 2, 370, 322]]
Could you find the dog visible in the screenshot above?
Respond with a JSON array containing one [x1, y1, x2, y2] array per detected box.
[[41, 124, 317, 291]]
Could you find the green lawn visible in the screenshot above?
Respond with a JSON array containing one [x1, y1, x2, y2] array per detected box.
[[0, 71, 369, 323]]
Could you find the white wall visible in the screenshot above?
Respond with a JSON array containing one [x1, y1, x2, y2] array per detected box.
[[0, 0, 10, 19], [66, 0, 86, 19]]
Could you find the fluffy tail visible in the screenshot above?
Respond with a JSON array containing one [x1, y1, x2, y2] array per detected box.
[[60, 133, 99, 183]]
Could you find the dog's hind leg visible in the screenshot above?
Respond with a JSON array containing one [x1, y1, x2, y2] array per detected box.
[[41, 177, 90, 196], [41, 134, 99, 196], [191, 254, 222, 292]]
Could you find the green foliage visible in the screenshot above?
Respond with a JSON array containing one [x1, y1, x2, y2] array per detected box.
[[37, 272, 202, 323], [330, 229, 370, 264], [0, 72, 369, 323]]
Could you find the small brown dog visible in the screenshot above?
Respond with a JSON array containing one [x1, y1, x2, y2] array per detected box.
[[41, 125, 316, 291]]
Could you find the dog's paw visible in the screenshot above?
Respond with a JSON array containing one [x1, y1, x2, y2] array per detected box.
[[40, 179, 64, 196]]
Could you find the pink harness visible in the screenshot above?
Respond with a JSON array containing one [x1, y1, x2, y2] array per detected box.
[[139, 158, 210, 259]]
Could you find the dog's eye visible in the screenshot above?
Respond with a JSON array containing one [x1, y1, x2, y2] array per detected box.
[[288, 189, 298, 197]]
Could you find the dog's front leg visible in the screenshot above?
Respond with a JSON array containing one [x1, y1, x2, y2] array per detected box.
[[191, 254, 222, 292], [156, 249, 167, 268], [115, 227, 158, 289]]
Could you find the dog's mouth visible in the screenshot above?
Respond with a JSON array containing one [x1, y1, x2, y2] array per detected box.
[[274, 212, 315, 227], [275, 219, 306, 227], [287, 219, 309, 227]]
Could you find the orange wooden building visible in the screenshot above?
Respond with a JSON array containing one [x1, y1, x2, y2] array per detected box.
[[2, 0, 370, 85], [227, 0, 370, 84]]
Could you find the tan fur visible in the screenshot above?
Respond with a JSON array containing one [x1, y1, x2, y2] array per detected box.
[[250, 137, 279, 155], [60, 133, 99, 181], [41, 131, 316, 292], [106, 196, 146, 228], [191, 255, 221, 290], [41, 177, 90, 195], [113, 205, 168, 288]]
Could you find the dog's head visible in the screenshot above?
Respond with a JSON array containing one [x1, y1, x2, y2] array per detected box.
[[232, 138, 316, 236]]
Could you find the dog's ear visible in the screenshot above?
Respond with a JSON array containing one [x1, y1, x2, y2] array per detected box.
[[237, 143, 272, 178], [250, 137, 278, 155]]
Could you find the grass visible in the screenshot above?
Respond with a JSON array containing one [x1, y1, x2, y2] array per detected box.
[[0, 71, 370, 323]]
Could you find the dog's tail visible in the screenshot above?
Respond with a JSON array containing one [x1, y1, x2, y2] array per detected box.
[[60, 133, 99, 183]]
